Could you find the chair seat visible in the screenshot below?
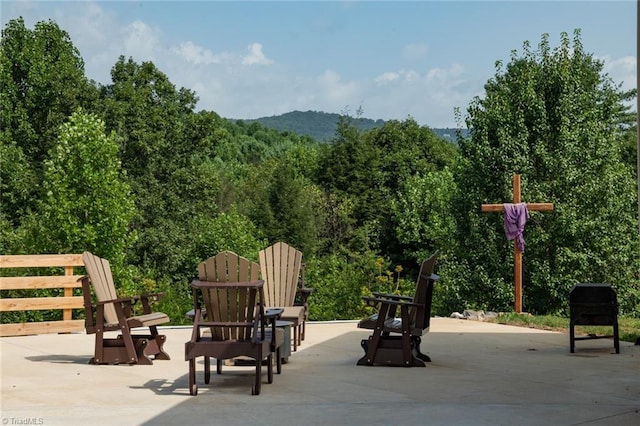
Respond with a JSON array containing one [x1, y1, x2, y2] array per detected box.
[[358, 314, 426, 336], [201, 327, 284, 347], [126, 312, 170, 328]]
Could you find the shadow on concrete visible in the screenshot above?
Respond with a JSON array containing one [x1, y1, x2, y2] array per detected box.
[[26, 354, 92, 364]]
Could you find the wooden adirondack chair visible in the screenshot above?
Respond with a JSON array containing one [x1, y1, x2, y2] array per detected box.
[[259, 242, 310, 351], [80, 251, 170, 365], [357, 251, 439, 367], [185, 251, 284, 396]]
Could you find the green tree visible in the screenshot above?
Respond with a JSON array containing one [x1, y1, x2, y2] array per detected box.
[[243, 157, 323, 257], [24, 110, 135, 265], [392, 168, 457, 263], [96, 56, 203, 277], [320, 116, 385, 225], [98, 56, 198, 179], [448, 30, 639, 315], [1, 17, 97, 226], [365, 119, 458, 261], [319, 116, 458, 263]]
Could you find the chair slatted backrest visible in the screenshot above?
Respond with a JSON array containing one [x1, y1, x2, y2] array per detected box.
[[409, 250, 438, 331], [82, 251, 119, 325], [197, 251, 261, 341], [258, 242, 303, 308]]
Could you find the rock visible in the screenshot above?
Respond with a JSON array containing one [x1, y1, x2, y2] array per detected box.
[[450, 312, 465, 319], [463, 310, 485, 321]]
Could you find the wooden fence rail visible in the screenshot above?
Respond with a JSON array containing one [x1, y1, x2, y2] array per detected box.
[[0, 254, 85, 337]]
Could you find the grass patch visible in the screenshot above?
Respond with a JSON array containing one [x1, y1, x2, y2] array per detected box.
[[487, 313, 640, 344]]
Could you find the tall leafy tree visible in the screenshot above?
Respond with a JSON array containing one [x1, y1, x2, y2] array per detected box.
[[447, 30, 639, 315], [1, 17, 97, 226], [96, 57, 201, 277], [365, 119, 458, 262], [24, 110, 135, 264], [98, 56, 198, 179]]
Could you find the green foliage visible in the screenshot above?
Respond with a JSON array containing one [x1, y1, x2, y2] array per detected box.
[[24, 110, 135, 265], [319, 117, 459, 266], [319, 117, 386, 233], [111, 265, 192, 325], [0, 137, 36, 229], [244, 110, 468, 143], [242, 110, 385, 142], [2, 19, 637, 326], [307, 253, 418, 321], [445, 30, 639, 316], [1, 17, 97, 226], [392, 168, 457, 262], [306, 252, 376, 321], [241, 141, 325, 257], [190, 206, 267, 265]]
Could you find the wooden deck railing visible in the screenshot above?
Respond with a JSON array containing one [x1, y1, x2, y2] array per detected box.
[[0, 254, 85, 337]]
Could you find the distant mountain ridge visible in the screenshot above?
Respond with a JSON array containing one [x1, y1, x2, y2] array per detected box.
[[232, 110, 466, 142]]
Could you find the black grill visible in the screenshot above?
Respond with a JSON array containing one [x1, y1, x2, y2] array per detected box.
[[569, 283, 619, 354]]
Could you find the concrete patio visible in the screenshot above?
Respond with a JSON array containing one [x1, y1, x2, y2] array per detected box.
[[1, 318, 638, 426]]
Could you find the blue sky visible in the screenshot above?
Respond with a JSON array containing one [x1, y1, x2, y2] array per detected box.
[[1, 1, 637, 127]]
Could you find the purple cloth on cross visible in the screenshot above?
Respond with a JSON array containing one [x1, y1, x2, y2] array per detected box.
[[503, 203, 529, 252]]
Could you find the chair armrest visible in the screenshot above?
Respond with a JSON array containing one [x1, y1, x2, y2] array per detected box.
[[138, 292, 164, 314], [362, 296, 422, 309], [94, 296, 138, 306], [295, 287, 313, 307], [140, 292, 165, 302], [371, 292, 413, 301]]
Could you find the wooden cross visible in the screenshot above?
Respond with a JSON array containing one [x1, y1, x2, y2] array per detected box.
[[481, 174, 553, 313]]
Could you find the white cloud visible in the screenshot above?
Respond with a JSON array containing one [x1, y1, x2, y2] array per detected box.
[[121, 20, 160, 62], [317, 70, 358, 104], [172, 41, 222, 65], [426, 63, 464, 82], [375, 72, 400, 84], [359, 63, 476, 127], [242, 43, 273, 65], [600, 55, 637, 92]]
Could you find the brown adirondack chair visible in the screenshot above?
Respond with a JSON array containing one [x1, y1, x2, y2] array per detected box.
[[185, 251, 284, 396], [259, 242, 310, 351], [357, 251, 439, 367], [80, 251, 170, 365]]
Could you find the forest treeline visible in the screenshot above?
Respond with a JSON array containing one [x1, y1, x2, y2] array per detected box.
[[1, 18, 638, 324], [241, 110, 467, 143], [239, 110, 385, 142]]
